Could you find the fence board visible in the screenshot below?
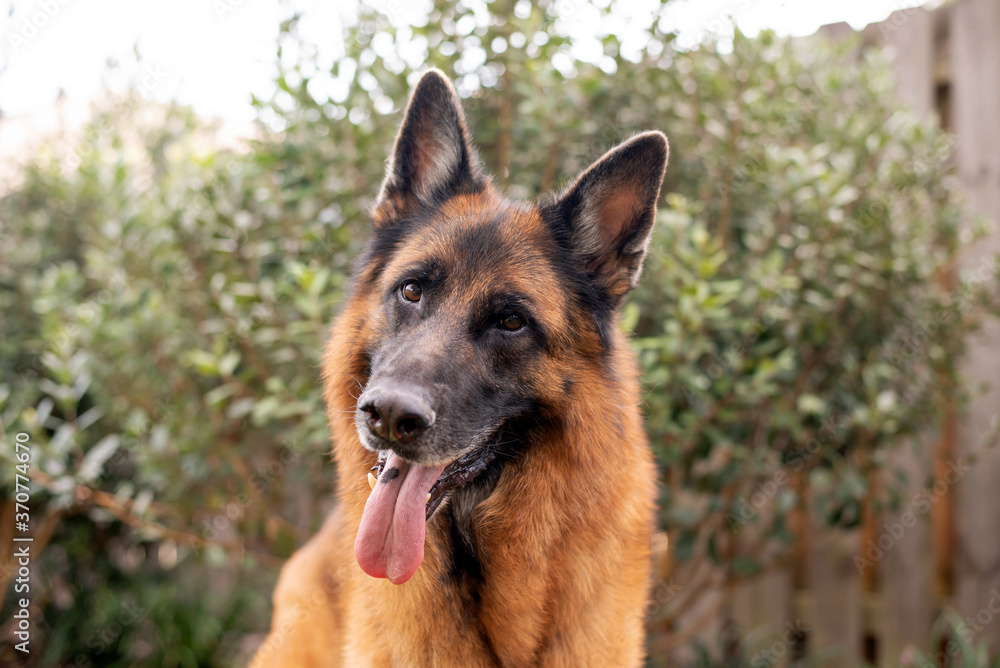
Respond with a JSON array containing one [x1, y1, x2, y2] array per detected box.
[[806, 501, 863, 666], [731, 569, 795, 662], [882, 8, 936, 114], [951, 0, 1000, 655], [880, 437, 935, 664]]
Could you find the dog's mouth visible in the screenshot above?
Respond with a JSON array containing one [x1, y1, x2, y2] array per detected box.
[[371, 446, 496, 520], [354, 444, 496, 585]]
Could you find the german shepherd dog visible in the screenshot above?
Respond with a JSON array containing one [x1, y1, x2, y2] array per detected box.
[[252, 70, 668, 667]]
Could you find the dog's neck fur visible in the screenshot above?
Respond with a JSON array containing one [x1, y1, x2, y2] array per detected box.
[[325, 323, 652, 659], [255, 70, 664, 668]]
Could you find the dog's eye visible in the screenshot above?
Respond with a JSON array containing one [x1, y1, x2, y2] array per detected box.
[[500, 314, 525, 331], [401, 281, 422, 302]]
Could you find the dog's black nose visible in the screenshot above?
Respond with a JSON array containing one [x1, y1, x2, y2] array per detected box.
[[358, 386, 434, 444]]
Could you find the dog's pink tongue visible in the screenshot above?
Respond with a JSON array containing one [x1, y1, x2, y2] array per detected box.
[[355, 452, 448, 585]]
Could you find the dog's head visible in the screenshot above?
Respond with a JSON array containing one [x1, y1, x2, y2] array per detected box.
[[349, 70, 667, 583]]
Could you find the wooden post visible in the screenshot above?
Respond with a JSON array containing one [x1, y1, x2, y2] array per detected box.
[[878, 9, 940, 665], [951, 0, 1000, 654]]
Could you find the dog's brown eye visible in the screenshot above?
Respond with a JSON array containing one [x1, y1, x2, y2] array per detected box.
[[401, 281, 422, 302], [500, 314, 524, 331]]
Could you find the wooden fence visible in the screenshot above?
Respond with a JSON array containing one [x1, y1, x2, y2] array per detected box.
[[665, 2, 1000, 665]]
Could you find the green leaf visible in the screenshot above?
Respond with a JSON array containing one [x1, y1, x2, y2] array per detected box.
[[79, 435, 121, 482]]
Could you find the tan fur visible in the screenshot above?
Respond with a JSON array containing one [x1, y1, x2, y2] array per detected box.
[[253, 156, 658, 667]]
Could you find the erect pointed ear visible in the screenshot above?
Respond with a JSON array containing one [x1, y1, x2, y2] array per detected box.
[[546, 131, 668, 300], [374, 69, 483, 223]]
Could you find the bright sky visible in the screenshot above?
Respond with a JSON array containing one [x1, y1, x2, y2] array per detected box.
[[0, 0, 932, 124]]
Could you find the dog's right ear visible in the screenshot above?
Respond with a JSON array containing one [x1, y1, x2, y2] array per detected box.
[[545, 132, 668, 302], [374, 69, 482, 224]]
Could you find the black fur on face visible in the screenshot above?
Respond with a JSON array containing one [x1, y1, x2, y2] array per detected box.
[[352, 69, 668, 472], [355, 204, 556, 465]]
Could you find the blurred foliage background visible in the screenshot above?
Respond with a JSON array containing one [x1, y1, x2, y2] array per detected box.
[[2, 0, 999, 666]]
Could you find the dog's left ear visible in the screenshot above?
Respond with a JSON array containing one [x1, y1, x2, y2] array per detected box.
[[547, 131, 668, 300], [375, 69, 482, 223]]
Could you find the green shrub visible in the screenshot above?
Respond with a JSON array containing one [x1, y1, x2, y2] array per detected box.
[[1, 1, 997, 664]]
